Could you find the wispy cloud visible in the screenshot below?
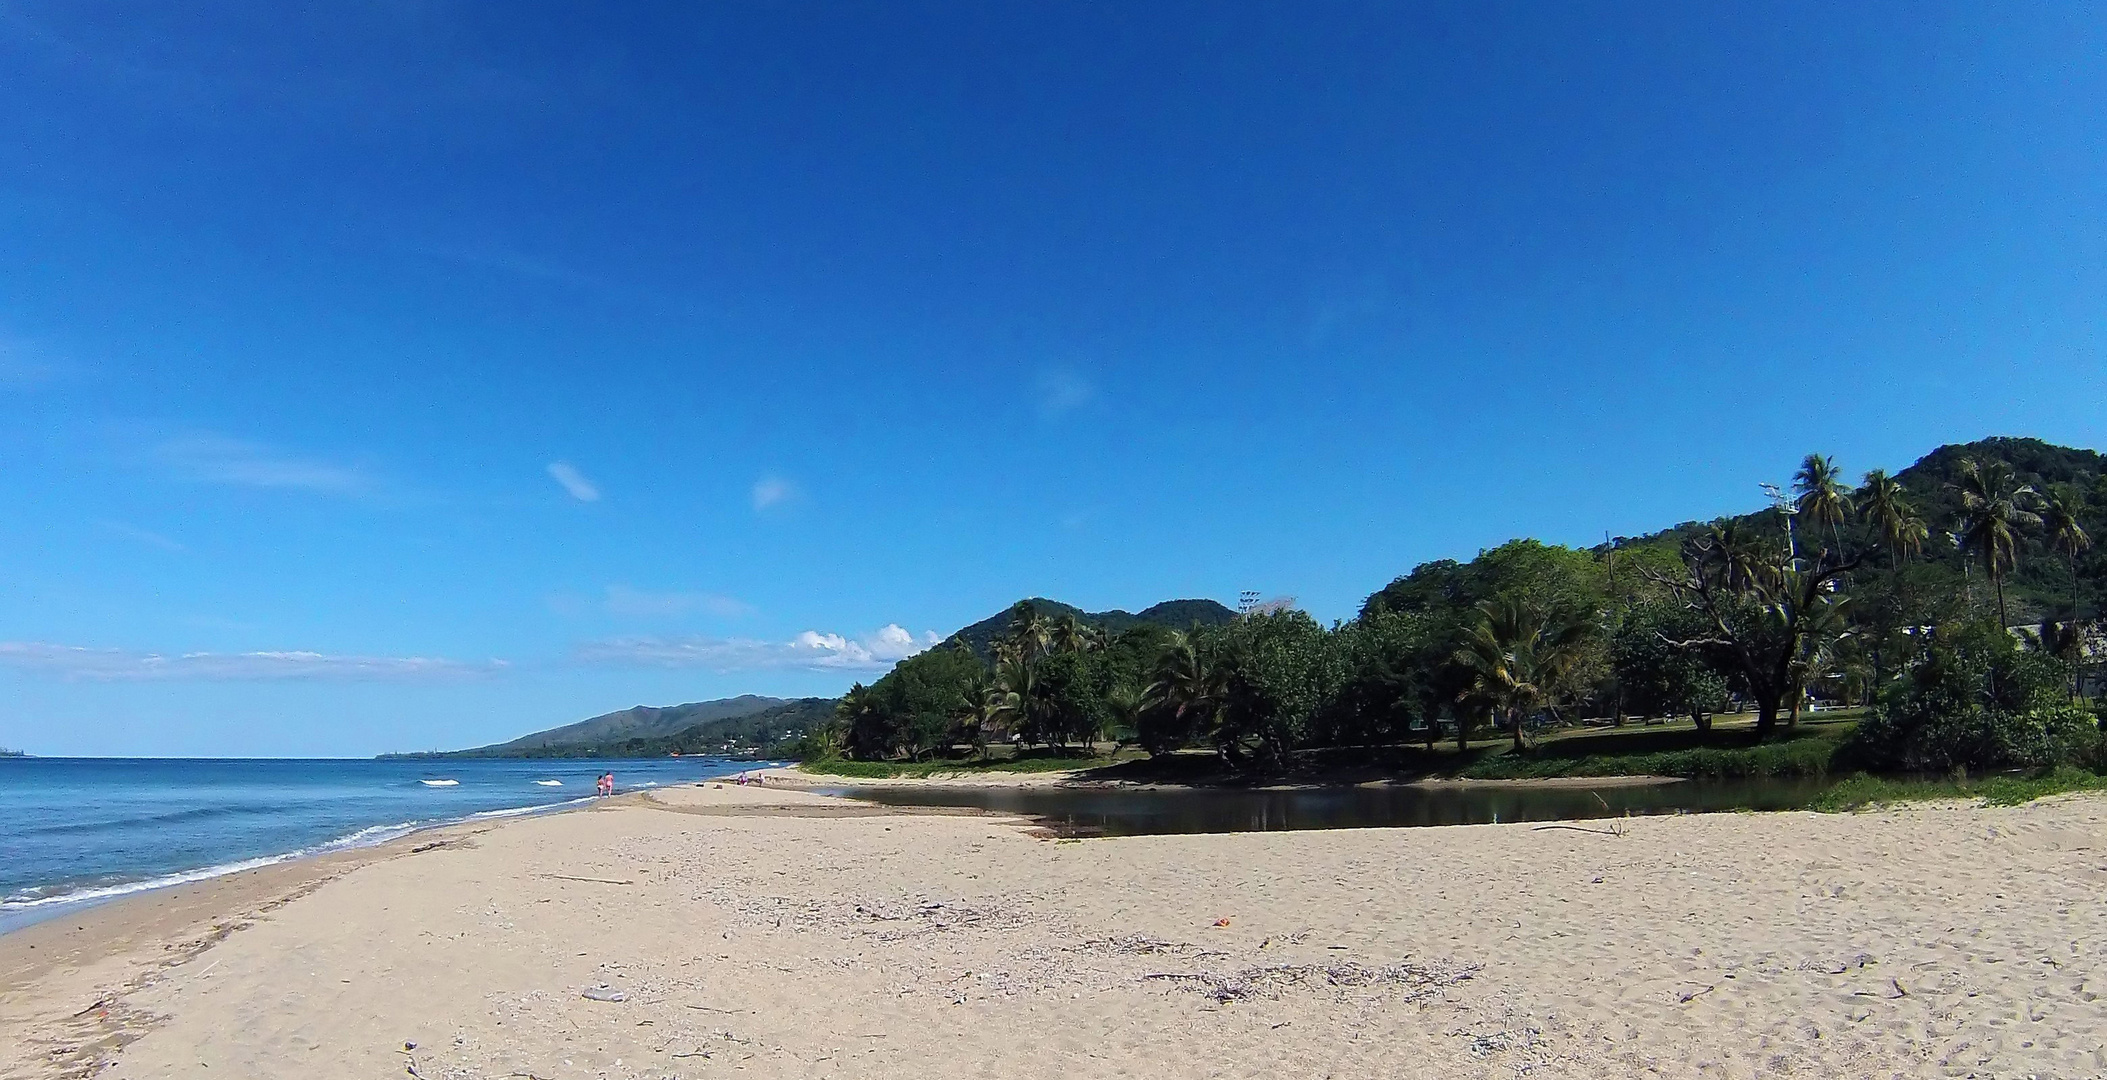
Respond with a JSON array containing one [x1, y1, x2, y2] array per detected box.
[[100, 520, 186, 552], [602, 584, 753, 619], [155, 435, 373, 495], [751, 475, 797, 511], [575, 624, 940, 673], [547, 461, 600, 502], [1036, 367, 1094, 417], [0, 642, 507, 682]]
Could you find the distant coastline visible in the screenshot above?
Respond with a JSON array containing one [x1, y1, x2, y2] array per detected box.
[[0, 749, 24, 758]]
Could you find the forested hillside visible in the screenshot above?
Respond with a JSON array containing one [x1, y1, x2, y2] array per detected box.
[[947, 598, 1235, 657], [818, 437, 2107, 777]]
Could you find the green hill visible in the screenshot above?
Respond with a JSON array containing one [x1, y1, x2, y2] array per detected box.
[[947, 597, 1238, 657]]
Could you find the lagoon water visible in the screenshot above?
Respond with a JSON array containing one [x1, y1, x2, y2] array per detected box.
[[828, 776, 1835, 836], [0, 756, 762, 932]]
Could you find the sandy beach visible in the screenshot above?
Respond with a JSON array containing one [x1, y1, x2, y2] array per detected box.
[[6, 782, 2106, 1080]]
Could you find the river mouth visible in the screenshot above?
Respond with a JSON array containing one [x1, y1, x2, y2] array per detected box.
[[821, 777, 1834, 836]]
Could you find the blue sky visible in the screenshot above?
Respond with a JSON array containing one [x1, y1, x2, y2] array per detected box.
[[2, 2, 2103, 755]]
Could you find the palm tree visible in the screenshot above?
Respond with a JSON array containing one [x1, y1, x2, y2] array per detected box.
[[1793, 453, 1852, 565], [993, 656, 1047, 748], [957, 669, 1004, 759], [1142, 631, 1221, 751], [1004, 603, 1053, 662], [1051, 612, 1098, 655], [1858, 469, 1927, 563], [1951, 458, 2042, 628], [2040, 484, 2092, 625], [1453, 598, 1591, 751], [1703, 521, 1778, 594], [1103, 685, 1146, 751], [835, 683, 886, 760]]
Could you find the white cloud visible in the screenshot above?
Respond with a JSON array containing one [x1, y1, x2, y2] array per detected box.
[[602, 584, 753, 619], [156, 434, 373, 495], [547, 461, 601, 502], [751, 475, 797, 511], [0, 642, 507, 682], [575, 624, 941, 673], [1036, 368, 1094, 416]]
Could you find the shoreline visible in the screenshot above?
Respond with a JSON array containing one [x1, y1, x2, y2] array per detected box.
[[0, 790, 607, 938], [6, 780, 2106, 1078]]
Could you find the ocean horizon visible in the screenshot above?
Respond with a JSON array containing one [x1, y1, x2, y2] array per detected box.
[[0, 755, 767, 933]]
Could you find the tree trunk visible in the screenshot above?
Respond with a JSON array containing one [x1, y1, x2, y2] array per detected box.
[[1995, 570, 2009, 630], [1690, 708, 1712, 733], [1753, 692, 1779, 737], [1510, 707, 1526, 752], [2070, 550, 2082, 702]]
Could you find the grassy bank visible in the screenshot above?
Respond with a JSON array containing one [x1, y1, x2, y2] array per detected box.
[[1457, 720, 1856, 780], [796, 748, 1145, 779], [1808, 766, 2107, 811]]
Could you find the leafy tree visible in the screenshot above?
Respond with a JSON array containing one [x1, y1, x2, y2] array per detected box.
[[1036, 649, 1110, 748], [1207, 611, 1343, 768], [1951, 457, 2042, 628], [1453, 598, 1592, 750], [1642, 530, 1857, 734], [1609, 601, 1731, 728], [1319, 609, 1436, 748]]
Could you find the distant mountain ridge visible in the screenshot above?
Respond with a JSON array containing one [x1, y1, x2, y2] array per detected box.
[[432, 694, 791, 756]]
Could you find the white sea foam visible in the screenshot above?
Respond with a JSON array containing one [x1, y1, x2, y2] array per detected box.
[[534, 779, 563, 787], [469, 796, 594, 820], [419, 778, 460, 787], [0, 820, 422, 914]]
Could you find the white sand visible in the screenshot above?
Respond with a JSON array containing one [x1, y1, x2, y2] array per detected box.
[[8, 782, 2107, 1079]]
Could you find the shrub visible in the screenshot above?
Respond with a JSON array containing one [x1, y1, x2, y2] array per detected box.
[[1848, 621, 2087, 772]]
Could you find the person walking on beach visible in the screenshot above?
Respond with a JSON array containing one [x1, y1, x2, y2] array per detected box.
[[596, 772, 613, 797]]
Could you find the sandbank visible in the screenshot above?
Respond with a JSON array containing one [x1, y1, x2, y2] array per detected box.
[[6, 780, 2105, 1079]]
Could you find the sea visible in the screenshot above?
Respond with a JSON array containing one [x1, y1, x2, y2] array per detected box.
[[0, 756, 770, 934]]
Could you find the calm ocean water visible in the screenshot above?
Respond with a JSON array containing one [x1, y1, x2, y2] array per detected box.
[[0, 756, 767, 933]]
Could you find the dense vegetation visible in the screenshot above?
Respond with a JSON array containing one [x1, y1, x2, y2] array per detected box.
[[808, 438, 2107, 786]]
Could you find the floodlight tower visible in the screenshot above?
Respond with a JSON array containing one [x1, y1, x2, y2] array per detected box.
[[1759, 481, 1799, 571]]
